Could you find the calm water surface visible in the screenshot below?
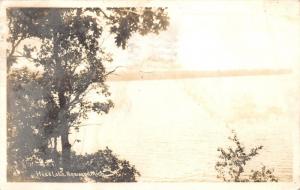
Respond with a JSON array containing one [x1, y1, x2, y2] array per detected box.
[[72, 74, 297, 182]]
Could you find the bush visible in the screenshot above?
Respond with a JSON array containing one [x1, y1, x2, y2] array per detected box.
[[70, 147, 140, 182], [215, 130, 278, 182], [8, 147, 140, 182]]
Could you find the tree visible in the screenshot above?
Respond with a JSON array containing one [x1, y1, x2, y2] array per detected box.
[[215, 130, 278, 182], [7, 68, 54, 180], [7, 7, 169, 178]]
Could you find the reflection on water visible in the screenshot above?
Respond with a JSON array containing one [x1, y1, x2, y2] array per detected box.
[[72, 74, 297, 182]]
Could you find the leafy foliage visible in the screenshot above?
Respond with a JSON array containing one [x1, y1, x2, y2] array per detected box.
[[9, 147, 140, 182], [7, 68, 55, 180], [215, 130, 278, 182], [70, 148, 140, 182], [7, 7, 169, 181], [249, 165, 278, 182]]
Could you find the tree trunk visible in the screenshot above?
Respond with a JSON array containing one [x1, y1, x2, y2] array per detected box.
[[58, 90, 71, 171], [61, 128, 71, 171], [52, 137, 59, 167], [51, 12, 72, 171]]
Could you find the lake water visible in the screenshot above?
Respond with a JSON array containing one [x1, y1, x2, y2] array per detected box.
[[71, 74, 298, 182]]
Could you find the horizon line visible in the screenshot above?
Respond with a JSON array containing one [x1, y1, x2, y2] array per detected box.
[[107, 68, 292, 81]]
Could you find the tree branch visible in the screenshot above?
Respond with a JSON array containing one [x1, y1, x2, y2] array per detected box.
[[112, 9, 143, 16], [104, 66, 125, 77], [99, 8, 110, 19], [68, 66, 123, 108], [8, 36, 24, 59], [10, 54, 38, 62]]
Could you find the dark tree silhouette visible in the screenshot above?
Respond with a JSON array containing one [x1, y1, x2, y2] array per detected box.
[[215, 130, 278, 182], [7, 7, 169, 181]]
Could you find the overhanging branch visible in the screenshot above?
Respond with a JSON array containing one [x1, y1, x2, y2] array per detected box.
[[104, 66, 125, 77]]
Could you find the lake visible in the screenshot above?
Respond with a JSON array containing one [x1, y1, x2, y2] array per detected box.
[[71, 73, 298, 182]]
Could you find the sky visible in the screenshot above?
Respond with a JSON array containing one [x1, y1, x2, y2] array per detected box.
[[102, 0, 300, 74], [69, 1, 300, 182]]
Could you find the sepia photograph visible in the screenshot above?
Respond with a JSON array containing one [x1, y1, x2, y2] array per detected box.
[[1, 0, 300, 189]]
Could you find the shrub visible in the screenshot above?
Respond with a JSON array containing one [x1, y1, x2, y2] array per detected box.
[[215, 130, 278, 182]]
